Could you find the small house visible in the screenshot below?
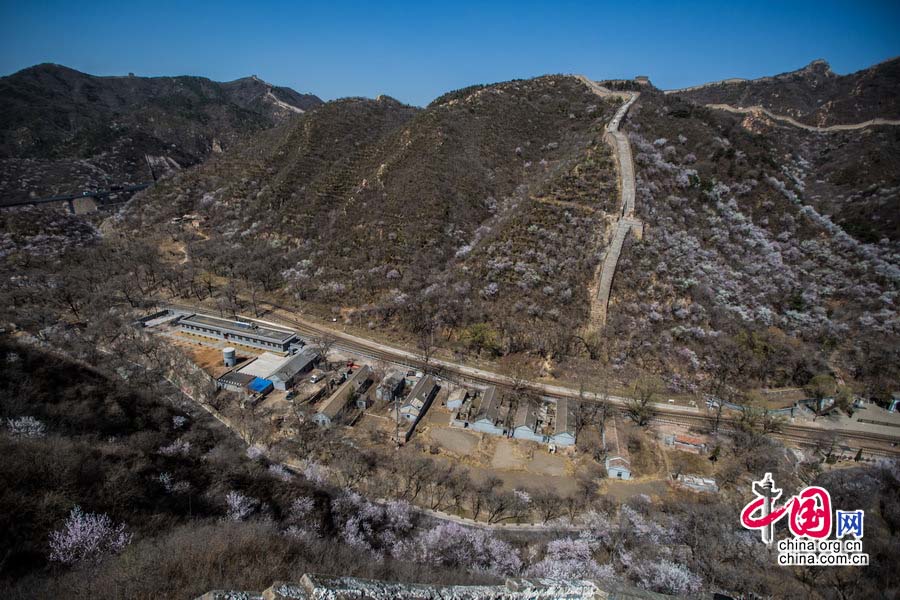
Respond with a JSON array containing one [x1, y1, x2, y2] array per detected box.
[[400, 375, 439, 423], [313, 365, 372, 428], [376, 371, 406, 402], [268, 349, 320, 391], [446, 388, 469, 411], [469, 387, 505, 436], [399, 375, 440, 441], [603, 419, 631, 479], [512, 403, 543, 443], [551, 398, 576, 447], [606, 456, 632, 480]]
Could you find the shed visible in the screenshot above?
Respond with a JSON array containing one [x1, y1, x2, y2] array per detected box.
[[217, 371, 255, 392], [674, 434, 706, 454], [606, 456, 632, 480]]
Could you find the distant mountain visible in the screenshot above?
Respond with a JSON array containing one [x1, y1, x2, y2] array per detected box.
[[0, 64, 322, 202], [669, 58, 900, 127], [668, 58, 900, 243]]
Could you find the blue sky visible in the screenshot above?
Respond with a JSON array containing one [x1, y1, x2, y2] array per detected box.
[[1, 0, 898, 106]]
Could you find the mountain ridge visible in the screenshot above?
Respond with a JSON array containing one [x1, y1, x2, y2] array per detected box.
[[0, 63, 323, 203], [667, 57, 900, 127]]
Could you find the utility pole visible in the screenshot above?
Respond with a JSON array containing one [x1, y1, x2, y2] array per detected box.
[[394, 392, 400, 449]]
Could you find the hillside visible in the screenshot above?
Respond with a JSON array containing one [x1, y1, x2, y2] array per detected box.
[[670, 58, 900, 127], [4, 60, 898, 398], [118, 75, 622, 352], [107, 67, 900, 395], [0, 64, 322, 202], [607, 85, 900, 393]]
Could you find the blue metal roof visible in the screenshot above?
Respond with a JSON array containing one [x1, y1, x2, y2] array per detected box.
[[248, 377, 273, 394]]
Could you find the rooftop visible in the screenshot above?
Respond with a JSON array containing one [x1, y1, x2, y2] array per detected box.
[[555, 397, 574, 436], [404, 375, 437, 411], [179, 313, 296, 343], [318, 365, 372, 418], [447, 388, 468, 403], [674, 435, 704, 446], [248, 377, 273, 394], [514, 402, 538, 431], [217, 372, 255, 387], [473, 386, 501, 423], [238, 352, 293, 378], [269, 349, 319, 382]]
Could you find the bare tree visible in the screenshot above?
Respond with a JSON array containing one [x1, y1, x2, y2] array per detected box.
[[532, 486, 563, 523], [573, 380, 600, 437], [468, 476, 501, 521], [311, 332, 338, 368], [500, 354, 532, 395], [416, 326, 437, 373], [575, 330, 606, 361], [626, 377, 656, 426], [485, 490, 516, 523]]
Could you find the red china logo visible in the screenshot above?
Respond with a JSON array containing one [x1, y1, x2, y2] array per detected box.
[[740, 473, 867, 566]]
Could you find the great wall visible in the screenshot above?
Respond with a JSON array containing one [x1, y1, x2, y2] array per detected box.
[[575, 76, 642, 328]]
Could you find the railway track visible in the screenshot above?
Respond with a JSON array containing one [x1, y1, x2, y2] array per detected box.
[[651, 413, 898, 459], [164, 301, 900, 458]]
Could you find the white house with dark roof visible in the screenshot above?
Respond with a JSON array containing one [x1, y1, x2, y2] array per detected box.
[[469, 387, 506, 435], [268, 349, 319, 390], [551, 398, 576, 447], [400, 375, 439, 423], [603, 418, 631, 479], [512, 403, 544, 442], [398, 375, 440, 442]]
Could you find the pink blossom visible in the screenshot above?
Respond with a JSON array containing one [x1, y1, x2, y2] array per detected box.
[[48, 506, 131, 565]]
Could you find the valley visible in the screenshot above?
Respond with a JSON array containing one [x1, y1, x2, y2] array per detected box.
[[1, 54, 899, 600]]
